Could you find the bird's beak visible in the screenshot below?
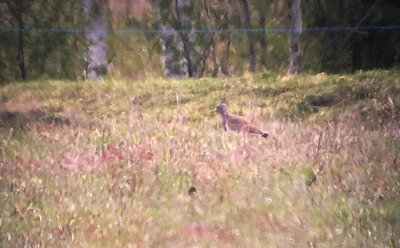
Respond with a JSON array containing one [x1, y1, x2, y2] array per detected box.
[[210, 107, 217, 115]]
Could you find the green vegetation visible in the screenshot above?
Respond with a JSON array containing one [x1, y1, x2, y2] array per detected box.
[[2, 1, 400, 82], [1, 70, 399, 247]]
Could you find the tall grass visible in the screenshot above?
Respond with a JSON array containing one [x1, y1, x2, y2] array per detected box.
[[0, 70, 399, 247]]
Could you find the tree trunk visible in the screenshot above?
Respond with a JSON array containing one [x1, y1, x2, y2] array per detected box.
[[258, 14, 267, 70], [286, 0, 302, 74], [176, 0, 197, 77], [84, 0, 108, 80], [240, 0, 255, 72], [157, 0, 188, 78], [220, 39, 232, 75], [219, 6, 231, 76], [202, 0, 219, 76], [6, 0, 28, 79], [17, 12, 27, 80], [159, 25, 188, 77]]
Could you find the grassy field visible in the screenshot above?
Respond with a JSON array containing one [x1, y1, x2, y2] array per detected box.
[[0, 70, 399, 247]]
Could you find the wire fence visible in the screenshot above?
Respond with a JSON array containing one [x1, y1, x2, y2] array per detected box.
[[1, 25, 400, 34], [1, 24, 399, 81]]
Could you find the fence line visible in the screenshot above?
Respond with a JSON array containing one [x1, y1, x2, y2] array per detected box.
[[1, 25, 400, 34]]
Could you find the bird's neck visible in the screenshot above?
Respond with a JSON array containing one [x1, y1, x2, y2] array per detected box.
[[219, 112, 228, 119]]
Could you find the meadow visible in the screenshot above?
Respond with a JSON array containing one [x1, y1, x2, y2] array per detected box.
[[0, 70, 399, 247]]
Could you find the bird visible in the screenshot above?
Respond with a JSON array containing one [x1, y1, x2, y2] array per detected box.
[[215, 102, 269, 138], [188, 186, 197, 196]]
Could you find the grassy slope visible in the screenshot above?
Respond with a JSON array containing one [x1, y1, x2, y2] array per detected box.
[[0, 70, 399, 247]]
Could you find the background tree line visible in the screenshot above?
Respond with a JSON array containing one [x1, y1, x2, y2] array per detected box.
[[0, 0, 399, 83]]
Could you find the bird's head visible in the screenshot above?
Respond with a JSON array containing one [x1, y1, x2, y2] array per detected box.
[[216, 102, 228, 116]]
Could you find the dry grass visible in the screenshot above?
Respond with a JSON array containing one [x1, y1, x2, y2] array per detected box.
[[0, 70, 399, 247]]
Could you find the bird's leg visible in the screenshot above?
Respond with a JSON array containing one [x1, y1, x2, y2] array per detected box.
[[223, 119, 228, 131]]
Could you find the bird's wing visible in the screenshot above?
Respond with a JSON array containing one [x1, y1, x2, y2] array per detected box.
[[227, 115, 265, 135], [245, 125, 263, 135], [228, 115, 249, 125], [226, 115, 251, 131]]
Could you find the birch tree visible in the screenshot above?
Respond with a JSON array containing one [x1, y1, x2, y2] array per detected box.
[[3, 0, 32, 80], [84, 0, 108, 80], [157, 0, 202, 78], [157, 0, 188, 78], [240, 0, 255, 72], [175, 0, 197, 77], [286, 0, 302, 74]]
